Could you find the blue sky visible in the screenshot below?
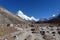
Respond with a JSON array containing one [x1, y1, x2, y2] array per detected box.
[[0, 0, 60, 19]]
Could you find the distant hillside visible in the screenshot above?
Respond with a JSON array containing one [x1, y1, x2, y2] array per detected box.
[[47, 14, 60, 24], [36, 13, 60, 24]]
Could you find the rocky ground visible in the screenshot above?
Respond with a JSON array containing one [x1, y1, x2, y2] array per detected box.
[[0, 23, 60, 40]]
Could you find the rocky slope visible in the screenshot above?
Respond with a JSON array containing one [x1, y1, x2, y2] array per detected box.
[[0, 7, 31, 24]]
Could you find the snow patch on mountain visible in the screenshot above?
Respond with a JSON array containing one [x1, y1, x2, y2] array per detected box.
[[17, 10, 39, 21]]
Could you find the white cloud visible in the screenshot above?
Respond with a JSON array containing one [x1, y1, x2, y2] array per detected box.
[[17, 10, 39, 21]]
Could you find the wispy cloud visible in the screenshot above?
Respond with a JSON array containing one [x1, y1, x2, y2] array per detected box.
[[17, 10, 39, 21]]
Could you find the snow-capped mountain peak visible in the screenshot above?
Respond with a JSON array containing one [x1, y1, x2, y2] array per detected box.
[[17, 10, 39, 21]]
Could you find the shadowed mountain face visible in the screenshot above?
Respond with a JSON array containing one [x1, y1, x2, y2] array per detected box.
[[36, 14, 60, 24], [48, 14, 60, 23], [0, 7, 28, 24]]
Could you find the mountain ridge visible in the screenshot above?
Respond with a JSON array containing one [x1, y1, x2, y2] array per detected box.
[[0, 6, 30, 24]]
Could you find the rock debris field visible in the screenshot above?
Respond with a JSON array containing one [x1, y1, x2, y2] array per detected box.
[[0, 24, 60, 40]]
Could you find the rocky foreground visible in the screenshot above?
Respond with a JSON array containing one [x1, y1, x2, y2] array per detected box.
[[0, 23, 60, 40]]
